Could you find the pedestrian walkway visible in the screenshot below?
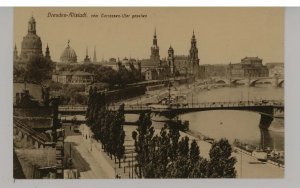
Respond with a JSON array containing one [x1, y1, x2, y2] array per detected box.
[[65, 135, 115, 179]]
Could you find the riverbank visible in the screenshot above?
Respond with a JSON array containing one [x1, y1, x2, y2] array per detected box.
[[183, 130, 284, 178]]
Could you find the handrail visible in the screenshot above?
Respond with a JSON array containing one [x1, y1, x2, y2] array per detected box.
[[14, 119, 48, 143], [58, 100, 284, 112]]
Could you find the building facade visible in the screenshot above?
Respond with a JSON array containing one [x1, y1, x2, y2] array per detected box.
[[199, 64, 228, 79], [140, 29, 170, 80], [52, 71, 94, 85], [228, 57, 269, 78]]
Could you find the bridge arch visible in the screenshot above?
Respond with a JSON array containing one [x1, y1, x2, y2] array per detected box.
[[249, 78, 272, 87], [215, 79, 227, 84], [230, 79, 244, 85]]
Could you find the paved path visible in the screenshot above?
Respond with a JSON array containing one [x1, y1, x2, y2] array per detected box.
[[65, 135, 115, 179]]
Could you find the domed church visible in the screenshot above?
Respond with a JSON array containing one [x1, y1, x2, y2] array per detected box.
[[14, 16, 51, 66], [60, 40, 77, 63]]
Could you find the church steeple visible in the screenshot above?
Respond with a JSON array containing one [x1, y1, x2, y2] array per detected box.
[[168, 45, 175, 75], [93, 46, 97, 63], [153, 27, 157, 46], [150, 27, 160, 61], [45, 44, 51, 60], [14, 44, 18, 60], [28, 16, 36, 34], [84, 46, 91, 63], [189, 30, 200, 75]]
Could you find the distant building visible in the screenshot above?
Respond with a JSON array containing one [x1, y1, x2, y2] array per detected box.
[[199, 64, 228, 79], [173, 55, 189, 75], [52, 71, 94, 85], [140, 28, 170, 80], [167, 31, 202, 78], [102, 58, 120, 71], [83, 47, 92, 64], [266, 62, 284, 77], [188, 30, 200, 76], [54, 40, 78, 71], [14, 16, 51, 67], [228, 57, 269, 78], [93, 46, 97, 63]]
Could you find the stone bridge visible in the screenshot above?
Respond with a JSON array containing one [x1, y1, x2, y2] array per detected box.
[[59, 100, 284, 130], [214, 76, 284, 87]]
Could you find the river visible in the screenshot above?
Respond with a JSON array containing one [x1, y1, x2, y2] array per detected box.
[[125, 83, 284, 151], [181, 84, 284, 151]]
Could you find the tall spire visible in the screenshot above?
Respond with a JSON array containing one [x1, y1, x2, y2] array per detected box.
[[45, 44, 51, 60], [150, 27, 160, 61], [84, 46, 91, 63], [192, 29, 196, 40], [93, 46, 97, 63], [14, 44, 18, 60], [189, 30, 199, 75], [153, 27, 158, 46]]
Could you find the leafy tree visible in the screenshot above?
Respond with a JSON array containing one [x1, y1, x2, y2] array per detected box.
[[190, 139, 200, 164], [207, 138, 237, 178], [132, 112, 154, 178], [168, 125, 180, 161], [13, 65, 26, 82], [189, 158, 208, 178], [25, 55, 54, 83], [116, 130, 126, 167], [178, 136, 190, 157], [166, 156, 190, 178]]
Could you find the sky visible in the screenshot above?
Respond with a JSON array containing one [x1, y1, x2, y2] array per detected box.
[[14, 7, 284, 64]]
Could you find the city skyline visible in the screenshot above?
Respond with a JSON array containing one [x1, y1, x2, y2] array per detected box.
[[14, 7, 284, 64]]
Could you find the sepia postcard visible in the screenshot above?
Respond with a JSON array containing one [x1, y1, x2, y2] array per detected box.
[[13, 7, 284, 179]]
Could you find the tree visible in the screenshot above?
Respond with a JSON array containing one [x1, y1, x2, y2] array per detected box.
[[132, 112, 154, 178], [166, 136, 191, 178], [112, 104, 126, 165], [190, 139, 200, 164], [13, 65, 26, 82], [178, 136, 189, 157], [168, 125, 180, 161], [116, 130, 125, 167], [189, 158, 208, 178], [25, 55, 54, 83], [207, 138, 237, 178]]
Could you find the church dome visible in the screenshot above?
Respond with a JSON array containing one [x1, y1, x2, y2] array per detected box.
[[60, 41, 77, 63], [21, 34, 42, 51], [20, 16, 43, 60]]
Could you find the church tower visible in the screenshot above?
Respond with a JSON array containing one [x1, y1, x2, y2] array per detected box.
[[168, 45, 175, 75], [14, 44, 18, 61], [150, 28, 160, 62], [20, 16, 43, 61], [45, 44, 51, 60], [28, 16, 36, 34], [93, 46, 97, 63], [84, 47, 91, 63], [189, 30, 200, 75]]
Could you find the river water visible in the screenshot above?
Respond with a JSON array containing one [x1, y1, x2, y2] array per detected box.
[[125, 84, 284, 151], [181, 84, 284, 151]]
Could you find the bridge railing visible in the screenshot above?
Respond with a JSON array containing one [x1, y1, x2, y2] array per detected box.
[[58, 106, 88, 111], [58, 100, 284, 112]]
